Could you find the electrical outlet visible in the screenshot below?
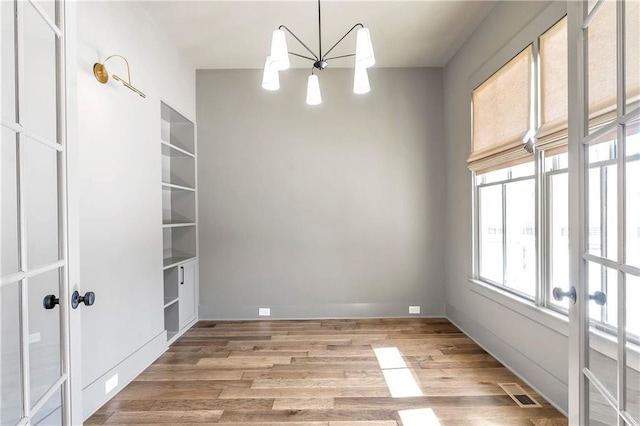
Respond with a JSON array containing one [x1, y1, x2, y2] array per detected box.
[[105, 374, 118, 394], [259, 307, 271, 316], [409, 306, 420, 314]]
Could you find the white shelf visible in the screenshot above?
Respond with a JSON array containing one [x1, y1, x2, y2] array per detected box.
[[161, 141, 195, 158], [163, 254, 196, 270], [162, 182, 195, 192], [164, 297, 179, 308], [162, 222, 196, 228], [161, 101, 197, 344]]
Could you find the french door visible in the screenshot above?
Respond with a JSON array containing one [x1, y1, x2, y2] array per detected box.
[[1, 0, 81, 424], [568, 0, 639, 424]]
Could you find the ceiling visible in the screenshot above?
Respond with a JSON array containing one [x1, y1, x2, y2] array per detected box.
[[141, 1, 497, 69]]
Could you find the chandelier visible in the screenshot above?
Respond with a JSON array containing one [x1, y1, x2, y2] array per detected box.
[[262, 0, 375, 105]]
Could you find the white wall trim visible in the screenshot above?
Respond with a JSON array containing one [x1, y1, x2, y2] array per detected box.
[[82, 331, 167, 421], [199, 301, 445, 321]]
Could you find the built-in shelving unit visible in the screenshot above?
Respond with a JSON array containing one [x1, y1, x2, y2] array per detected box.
[[161, 102, 198, 343]]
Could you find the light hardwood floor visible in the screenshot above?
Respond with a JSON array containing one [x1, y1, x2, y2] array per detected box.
[[87, 318, 568, 425]]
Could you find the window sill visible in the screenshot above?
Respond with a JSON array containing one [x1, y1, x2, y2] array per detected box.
[[469, 277, 569, 337]]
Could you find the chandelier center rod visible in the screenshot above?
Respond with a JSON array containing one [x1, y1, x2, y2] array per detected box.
[[276, 0, 365, 68], [318, 0, 322, 59]]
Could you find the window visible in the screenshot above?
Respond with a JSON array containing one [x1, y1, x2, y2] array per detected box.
[[471, 17, 569, 309], [477, 164, 536, 299], [545, 152, 569, 311], [471, 4, 640, 346]]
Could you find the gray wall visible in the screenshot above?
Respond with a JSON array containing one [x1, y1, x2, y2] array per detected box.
[[77, 1, 196, 419], [443, 1, 569, 413], [196, 68, 445, 319]]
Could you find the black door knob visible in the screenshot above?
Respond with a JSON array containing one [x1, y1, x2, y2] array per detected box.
[[589, 291, 607, 306], [552, 286, 576, 304], [71, 291, 96, 309], [43, 295, 59, 310]]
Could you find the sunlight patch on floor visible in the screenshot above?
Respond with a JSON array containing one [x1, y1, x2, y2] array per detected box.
[[373, 347, 407, 369], [399, 408, 442, 426], [374, 347, 422, 398], [381, 368, 423, 398]]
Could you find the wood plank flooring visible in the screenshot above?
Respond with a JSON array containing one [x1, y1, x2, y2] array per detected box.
[[87, 318, 567, 425]]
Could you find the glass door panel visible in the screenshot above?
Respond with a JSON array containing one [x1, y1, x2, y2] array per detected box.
[[27, 269, 62, 408], [32, 388, 62, 425], [24, 137, 60, 268], [589, 380, 619, 425], [587, 0, 617, 132], [36, 0, 56, 21], [1, 128, 20, 276], [1, 280, 22, 425], [625, 1, 639, 111], [587, 263, 619, 400], [587, 263, 618, 327], [1, 0, 16, 122], [626, 123, 640, 269], [588, 137, 618, 261], [22, 1, 59, 143], [626, 274, 640, 423]]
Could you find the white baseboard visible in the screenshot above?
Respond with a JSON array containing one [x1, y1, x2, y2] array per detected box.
[[198, 301, 445, 320], [82, 330, 168, 421]]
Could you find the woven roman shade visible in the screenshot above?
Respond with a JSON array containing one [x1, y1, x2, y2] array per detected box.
[[468, 46, 533, 174], [538, 17, 568, 154]]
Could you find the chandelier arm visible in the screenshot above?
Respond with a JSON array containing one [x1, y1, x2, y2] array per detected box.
[[289, 52, 317, 62], [321, 23, 363, 61], [279, 25, 318, 61], [323, 53, 355, 61]]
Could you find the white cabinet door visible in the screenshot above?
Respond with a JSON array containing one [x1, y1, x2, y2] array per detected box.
[[178, 260, 197, 328]]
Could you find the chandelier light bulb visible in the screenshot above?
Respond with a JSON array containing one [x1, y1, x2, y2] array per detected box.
[[306, 74, 322, 105], [270, 29, 290, 71], [353, 66, 370, 94], [355, 27, 375, 68], [262, 56, 280, 91]]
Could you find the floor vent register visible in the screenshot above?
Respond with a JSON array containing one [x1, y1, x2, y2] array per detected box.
[[498, 383, 542, 408]]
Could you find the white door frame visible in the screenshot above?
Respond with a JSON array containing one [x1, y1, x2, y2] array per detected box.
[[1, 0, 81, 423], [62, 0, 83, 423], [567, 1, 587, 423], [568, 1, 639, 424]]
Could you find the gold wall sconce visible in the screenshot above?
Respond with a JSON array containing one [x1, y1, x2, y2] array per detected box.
[[93, 54, 146, 98]]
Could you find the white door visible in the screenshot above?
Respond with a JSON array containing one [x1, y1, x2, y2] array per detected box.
[[1, 0, 82, 424], [565, 0, 639, 424]]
